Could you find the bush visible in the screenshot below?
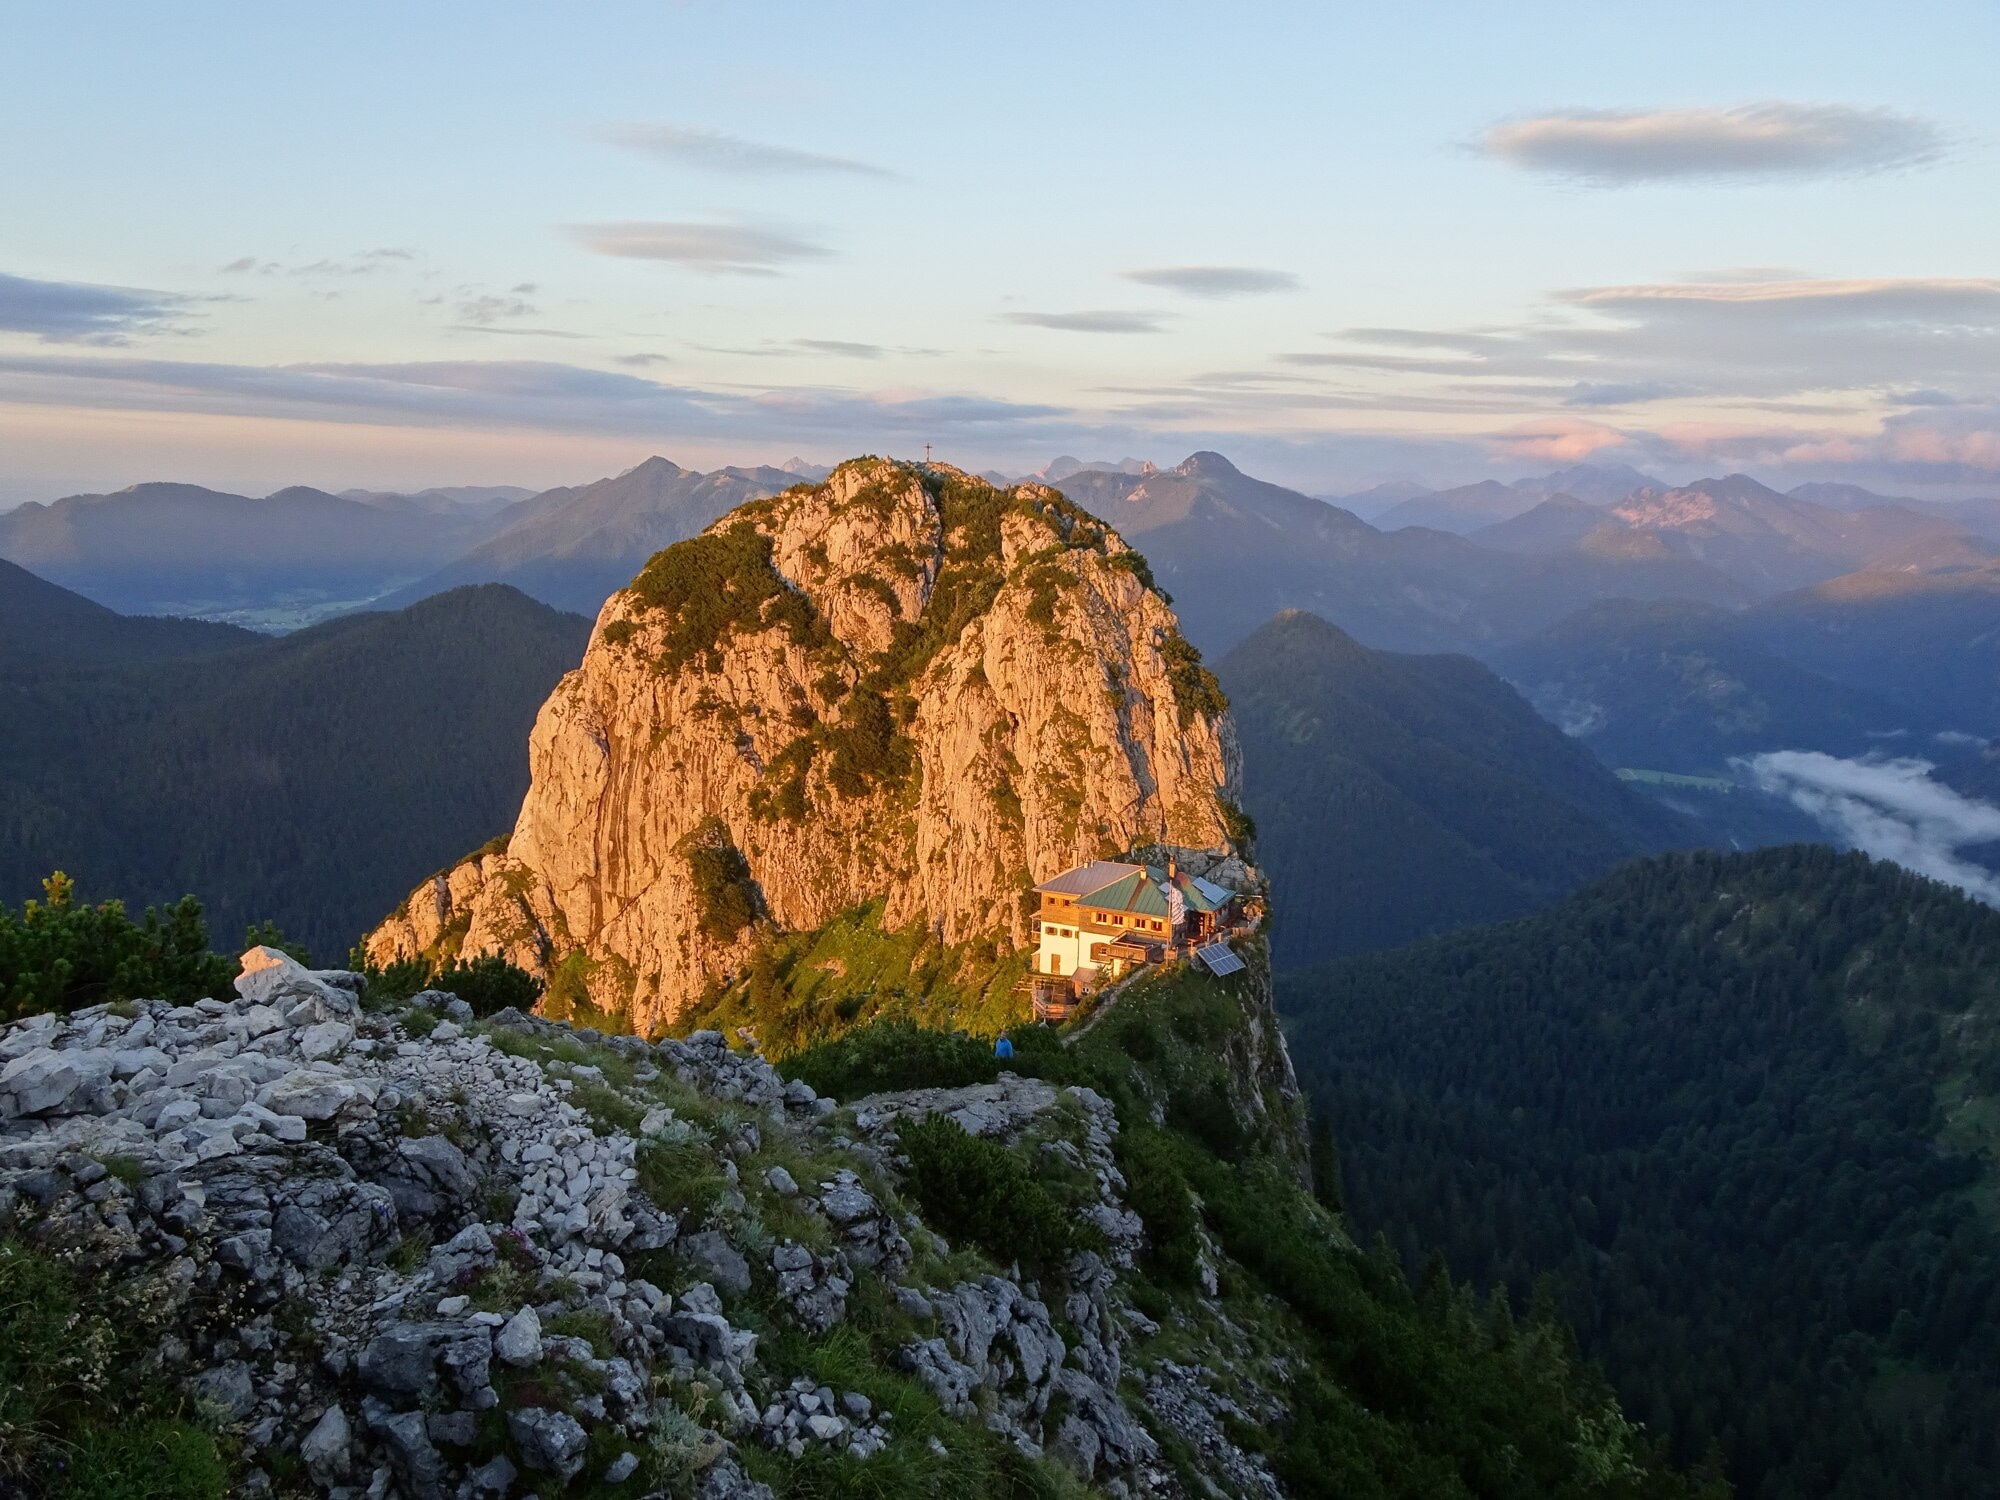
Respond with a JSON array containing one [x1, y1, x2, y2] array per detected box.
[[897, 1115, 1082, 1273], [354, 951, 543, 1017], [682, 818, 759, 943], [0, 873, 233, 1022], [430, 953, 546, 1017], [1158, 629, 1228, 729], [1115, 1127, 1203, 1287], [625, 522, 825, 672], [781, 1020, 1001, 1102]]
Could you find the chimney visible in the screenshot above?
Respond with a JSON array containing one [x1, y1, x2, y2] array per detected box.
[[1167, 854, 1178, 882]]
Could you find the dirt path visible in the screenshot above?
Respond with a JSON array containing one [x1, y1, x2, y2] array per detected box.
[[1060, 964, 1153, 1047]]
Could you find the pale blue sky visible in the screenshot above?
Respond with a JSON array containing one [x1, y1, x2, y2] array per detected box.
[[3, 0, 1997, 501]]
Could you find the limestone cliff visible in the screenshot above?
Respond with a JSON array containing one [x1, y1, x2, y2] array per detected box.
[[367, 458, 1244, 1034]]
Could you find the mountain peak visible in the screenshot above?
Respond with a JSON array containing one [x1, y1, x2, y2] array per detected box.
[[367, 459, 1241, 1032], [1174, 450, 1241, 478]]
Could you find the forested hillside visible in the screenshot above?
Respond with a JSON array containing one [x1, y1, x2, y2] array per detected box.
[[1280, 847, 2000, 1499], [0, 557, 258, 665], [1491, 599, 1905, 773], [0, 583, 589, 957], [1219, 610, 1690, 965]]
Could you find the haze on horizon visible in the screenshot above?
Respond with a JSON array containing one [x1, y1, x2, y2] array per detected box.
[[3, 0, 1998, 506]]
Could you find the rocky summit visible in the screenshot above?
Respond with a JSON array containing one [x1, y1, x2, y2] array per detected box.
[[365, 459, 1241, 1034], [0, 945, 1285, 1499]]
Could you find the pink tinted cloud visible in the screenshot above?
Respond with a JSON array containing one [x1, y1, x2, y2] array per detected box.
[[1489, 417, 1627, 462]]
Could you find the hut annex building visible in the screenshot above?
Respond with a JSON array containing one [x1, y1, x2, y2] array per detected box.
[[1028, 858, 1247, 1019]]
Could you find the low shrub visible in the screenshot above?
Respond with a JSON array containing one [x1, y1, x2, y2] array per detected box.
[[1114, 1127, 1202, 1287], [429, 953, 545, 1017], [781, 1020, 1001, 1102], [897, 1115, 1082, 1274], [1, 872, 234, 1022]]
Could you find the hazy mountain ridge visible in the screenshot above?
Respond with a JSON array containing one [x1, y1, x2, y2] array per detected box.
[[1220, 610, 1691, 968], [374, 456, 798, 616], [0, 556, 260, 665], [0, 480, 519, 626], [1491, 597, 1911, 772]]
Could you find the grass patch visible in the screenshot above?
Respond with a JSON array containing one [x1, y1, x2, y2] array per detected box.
[[635, 1136, 731, 1222], [0, 1239, 227, 1498]]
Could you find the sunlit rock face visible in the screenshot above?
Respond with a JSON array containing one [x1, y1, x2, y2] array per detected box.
[[367, 458, 1241, 1034]]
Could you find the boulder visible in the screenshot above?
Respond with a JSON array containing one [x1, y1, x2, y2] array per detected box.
[[495, 1305, 542, 1367], [507, 1406, 589, 1479], [0, 1049, 109, 1117], [236, 946, 352, 1018], [374, 1408, 445, 1499], [683, 1228, 751, 1297], [300, 1404, 352, 1478]]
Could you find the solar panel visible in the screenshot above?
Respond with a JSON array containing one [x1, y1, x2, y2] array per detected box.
[[1195, 942, 1245, 976]]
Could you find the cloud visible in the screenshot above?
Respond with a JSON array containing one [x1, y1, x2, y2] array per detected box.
[[1561, 275, 2000, 327], [1489, 417, 1629, 462], [568, 221, 830, 275], [792, 339, 887, 359], [1000, 310, 1167, 334], [1740, 751, 2000, 905], [457, 294, 538, 325], [1118, 266, 1301, 299], [1304, 271, 2000, 481], [1481, 103, 1946, 185], [0, 271, 184, 344], [1563, 380, 1680, 406], [0, 352, 1075, 444], [595, 122, 891, 178]]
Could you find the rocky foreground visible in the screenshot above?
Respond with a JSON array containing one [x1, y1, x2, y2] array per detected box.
[[0, 949, 1276, 1498]]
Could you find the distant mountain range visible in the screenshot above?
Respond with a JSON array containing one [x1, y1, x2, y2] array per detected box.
[[1491, 598, 1910, 773], [1219, 610, 1691, 967], [1374, 463, 1664, 533], [12, 451, 1996, 821], [1048, 452, 1515, 653], [0, 569, 590, 958], [0, 480, 521, 627], [372, 457, 796, 616]]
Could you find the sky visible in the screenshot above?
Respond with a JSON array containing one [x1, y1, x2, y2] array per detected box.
[[3, 0, 1998, 504]]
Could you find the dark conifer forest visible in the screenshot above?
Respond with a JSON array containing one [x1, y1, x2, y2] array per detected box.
[[1280, 846, 2000, 1499], [0, 584, 589, 959]]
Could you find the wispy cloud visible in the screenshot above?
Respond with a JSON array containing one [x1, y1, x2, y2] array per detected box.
[[0, 352, 1074, 442], [568, 221, 830, 275], [220, 248, 416, 277], [1302, 271, 2000, 476], [1118, 266, 1301, 299], [0, 271, 185, 344], [595, 122, 891, 178], [1000, 310, 1168, 334], [792, 339, 887, 359], [1741, 751, 2000, 905], [1481, 103, 1946, 185], [457, 294, 538, 325]]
